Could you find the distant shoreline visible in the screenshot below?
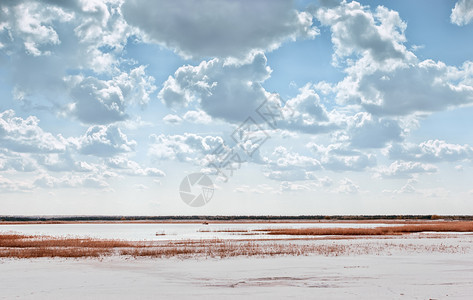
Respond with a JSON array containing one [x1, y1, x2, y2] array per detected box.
[[1, 215, 473, 224]]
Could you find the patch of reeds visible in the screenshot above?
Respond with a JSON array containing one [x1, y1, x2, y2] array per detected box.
[[256, 222, 473, 236], [0, 226, 470, 259], [0, 233, 138, 258]]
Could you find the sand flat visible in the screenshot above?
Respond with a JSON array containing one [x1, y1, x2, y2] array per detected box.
[[1, 222, 473, 299], [1, 249, 473, 299]]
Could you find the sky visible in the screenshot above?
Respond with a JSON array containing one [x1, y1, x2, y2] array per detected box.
[[1, 0, 473, 216]]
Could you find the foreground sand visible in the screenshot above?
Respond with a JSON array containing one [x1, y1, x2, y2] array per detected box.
[[1, 246, 472, 299], [1, 235, 473, 299], [1, 222, 473, 299]]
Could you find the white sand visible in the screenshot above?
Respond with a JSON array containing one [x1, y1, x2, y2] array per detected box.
[[1, 237, 473, 299]]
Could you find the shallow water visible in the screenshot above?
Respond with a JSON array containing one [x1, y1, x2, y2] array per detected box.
[[0, 222, 399, 241]]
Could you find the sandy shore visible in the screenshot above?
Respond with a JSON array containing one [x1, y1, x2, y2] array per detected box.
[[1, 248, 473, 299], [1, 222, 473, 298]]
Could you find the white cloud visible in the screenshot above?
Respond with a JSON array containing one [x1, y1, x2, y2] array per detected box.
[[337, 178, 359, 194], [35, 152, 96, 173], [0, 175, 34, 193], [451, 0, 473, 26], [376, 161, 437, 179], [278, 84, 339, 134], [67, 75, 127, 124], [34, 173, 110, 190], [66, 67, 156, 124], [280, 181, 316, 192], [387, 140, 473, 162], [356, 60, 473, 116], [263, 146, 321, 181], [0, 110, 67, 153], [159, 52, 272, 123], [133, 183, 148, 191], [0, 150, 37, 172], [123, 0, 317, 59], [0, 2, 71, 57], [77, 125, 136, 157], [341, 112, 404, 148], [383, 179, 418, 194], [315, 1, 413, 65], [105, 156, 165, 177], [265, 170, 317, 181], [117, 66, 157, 107], [183, 110, 212, 124], [148, 133, 224, 163], [163, 114, 182, 125], [234, 184, 279, 194], [266, 146, 321, 170], [308, 142, 376, 171], [315, 1, 473, 117], [0, 0, 142, 122], [159, 54, 341, 134]]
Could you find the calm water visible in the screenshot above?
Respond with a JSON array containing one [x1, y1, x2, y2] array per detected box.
[[0, 223, 400, 241]]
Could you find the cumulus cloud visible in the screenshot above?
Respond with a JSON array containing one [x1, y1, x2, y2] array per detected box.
[[159, 52, 272, 123], [262, 142, 377, 182], [262, 146, 321, 181], [105, 156, 165, 177], [314, 1, 473, 117], [451, 0, 473, 26], [0, 0, 149, 124], [340, 112, 404, 148], [315, 1, 413, 65], [0, 150, 37, 172], [234, 183, 280, 194], [387, 140, 473, 162], [337, 178, 359, 194], [77, 125, 136, 157], [278, 84, 339, 134], [0, 175, 34, 193], [123, 0, 317, 59], [163, 114, 182, 125], [0, 110, 66, 153], [159, 53, 341, 133], [383, 179, 418, 194], [148, 133, 225, 163], [0, 1, 71, 57], [376, 161, 437, 179], [66, 67, 156, 124], [0, 0, 131, 66], [67, 76, 128, 124], [308, 143, 376, 171], [183, 110, 212, 124], [280, 181, 316, 192], [35, 152, 97, 173], [356, 60, 473, 116], [34, 173, 110, 190]]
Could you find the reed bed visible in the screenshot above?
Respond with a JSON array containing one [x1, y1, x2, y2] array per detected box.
[[0, 233, 469, 259], [256, 222, 473, 236], [0, 233, 139, 258], [198, 229, 249, 233]]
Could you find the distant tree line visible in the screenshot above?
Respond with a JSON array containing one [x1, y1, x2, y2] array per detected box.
[[0, 215, 472, 222]]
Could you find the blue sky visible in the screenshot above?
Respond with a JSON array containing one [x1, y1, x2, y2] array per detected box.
[[1, 0, 473, 215]]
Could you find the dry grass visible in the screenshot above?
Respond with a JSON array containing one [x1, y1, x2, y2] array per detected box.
[[256, 222, 473, 236], [1, 222, 472, 259], [198, 229, 249, 233], [0, 248, 112, 258], [0, 233, 139, 258], [119, 240, 467, 258]]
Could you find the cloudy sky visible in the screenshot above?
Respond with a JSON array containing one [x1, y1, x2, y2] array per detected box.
[[1, 0, 473, 215]]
